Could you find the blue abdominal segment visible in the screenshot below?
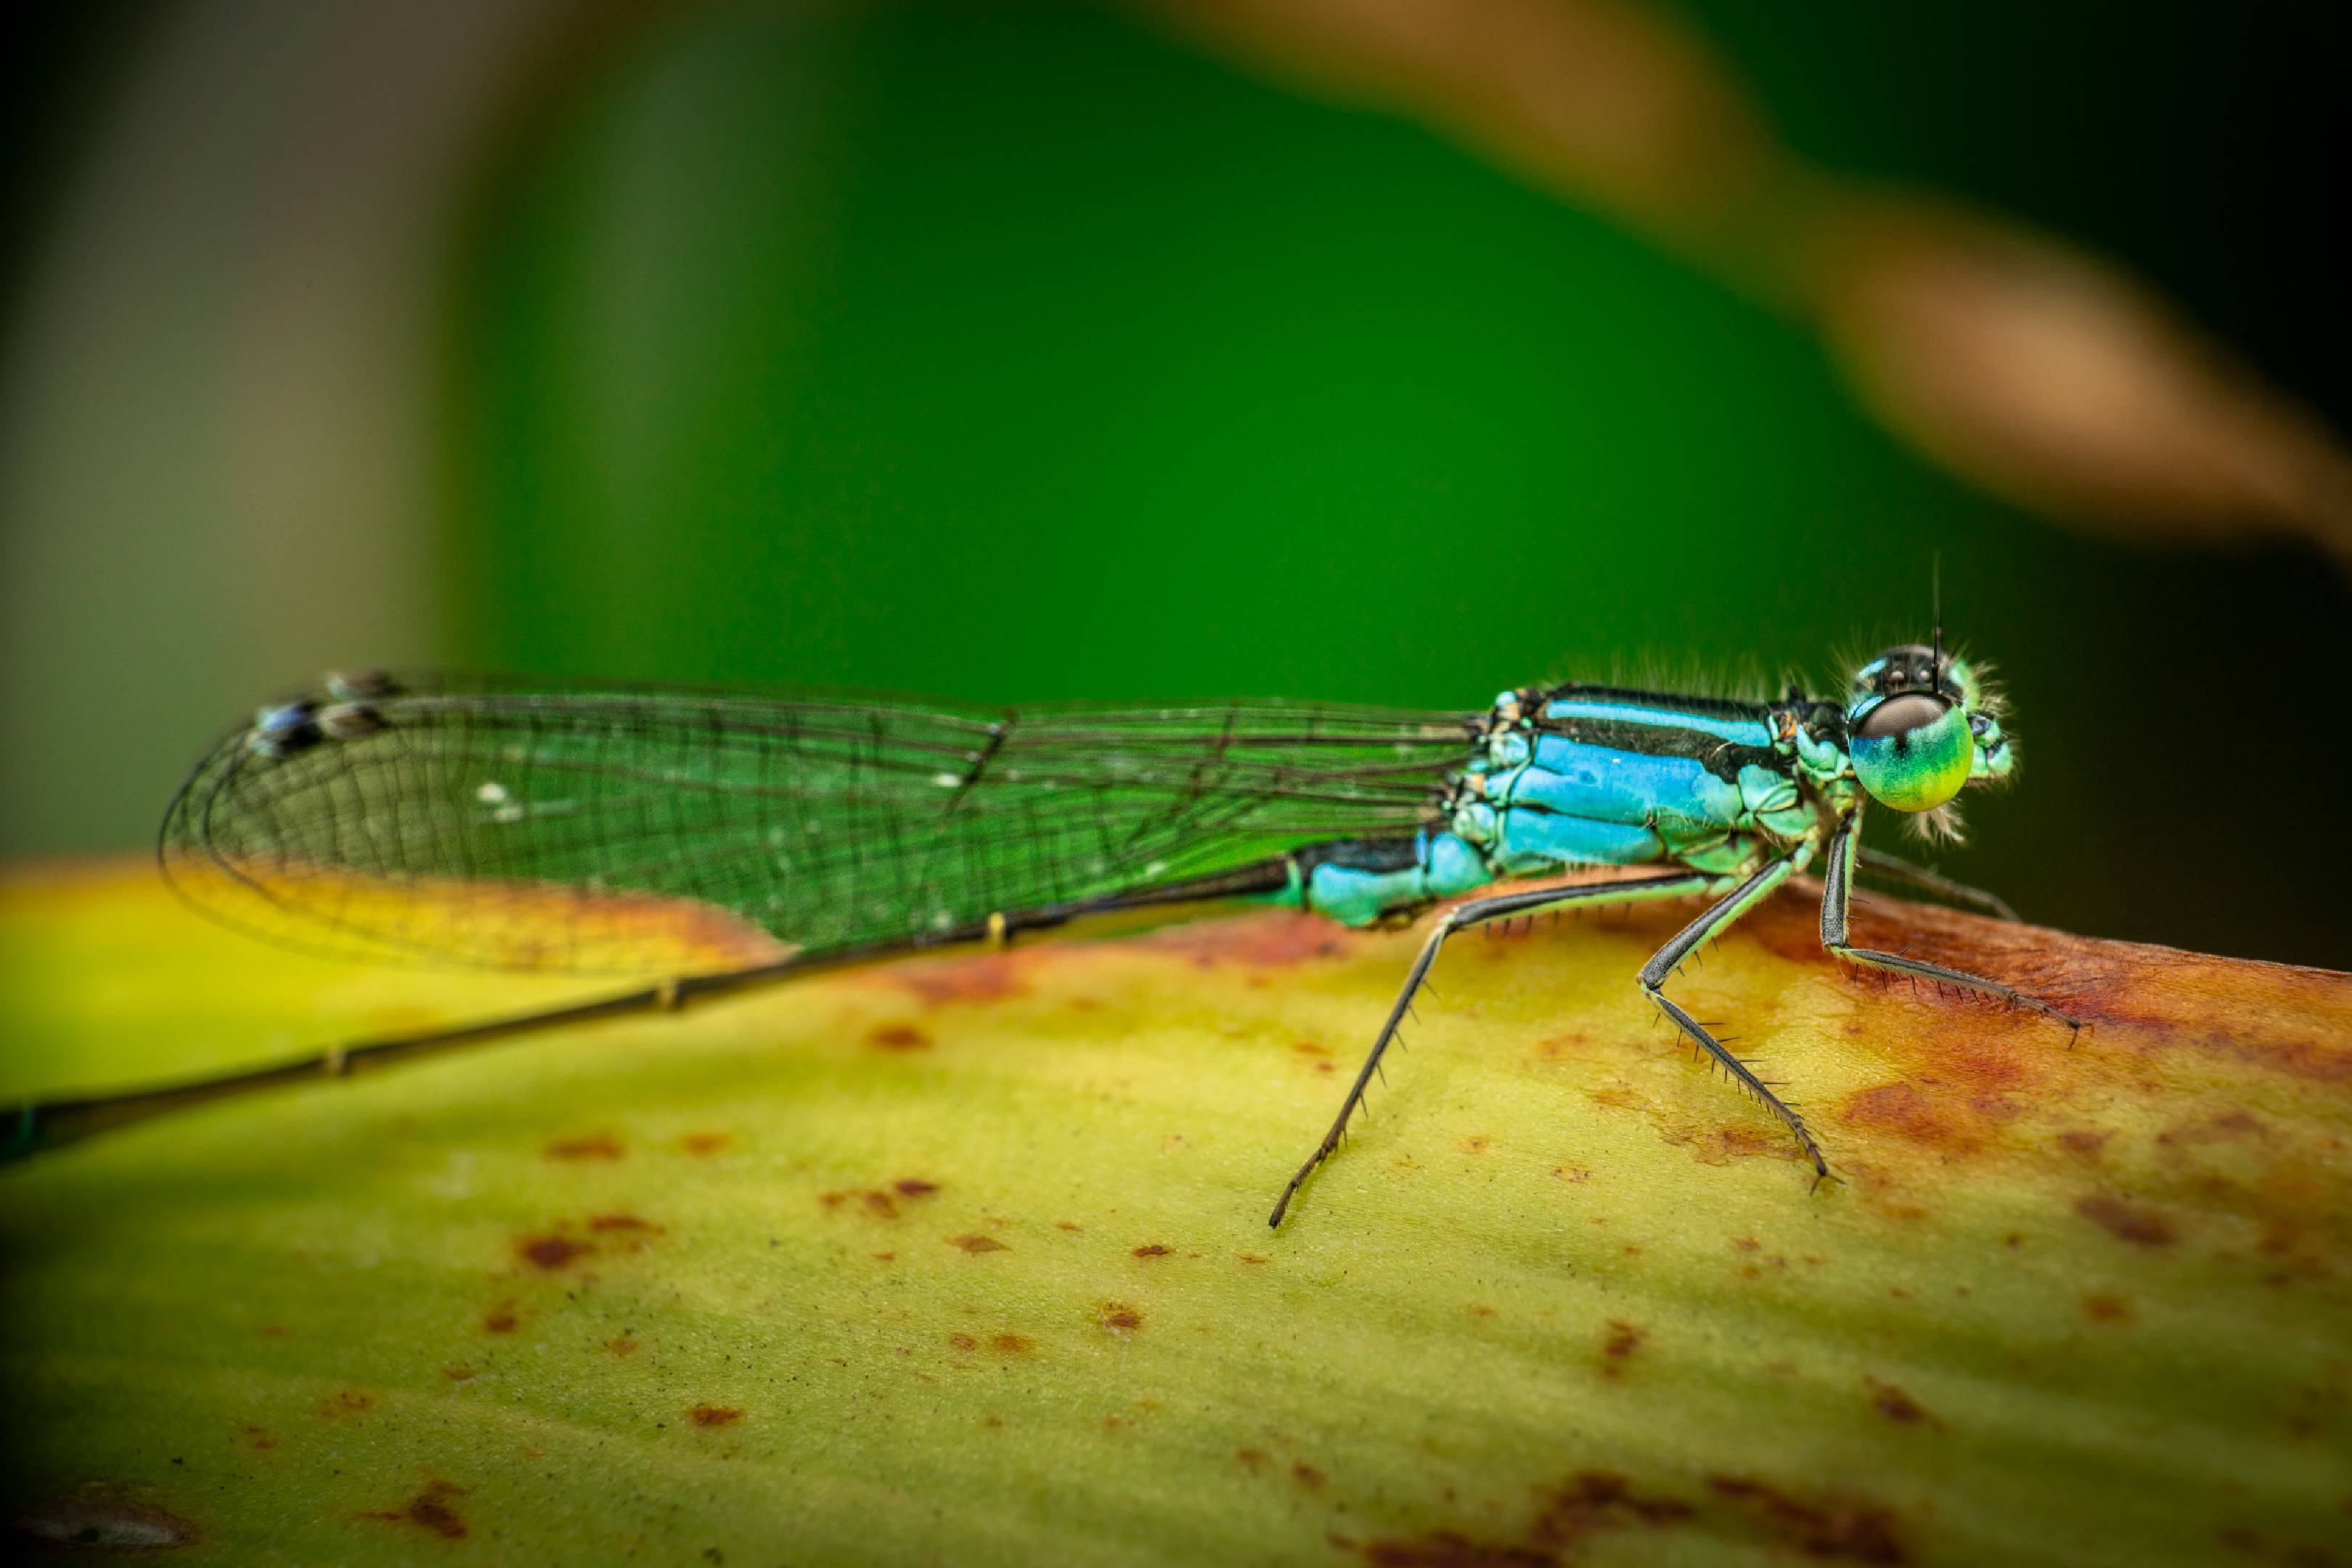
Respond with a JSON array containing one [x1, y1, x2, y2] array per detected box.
[[1295, 830, 1493, 926]]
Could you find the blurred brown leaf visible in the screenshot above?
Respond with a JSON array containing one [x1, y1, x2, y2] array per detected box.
[[1136, 0, 2352, 560]]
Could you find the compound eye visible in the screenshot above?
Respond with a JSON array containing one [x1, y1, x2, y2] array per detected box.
[[1850, 694, 1971, 812], [1855, 693, 1945, 741]]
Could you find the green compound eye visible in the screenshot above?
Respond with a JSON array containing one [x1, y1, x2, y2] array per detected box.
[[1850, 693, 1972, 812]]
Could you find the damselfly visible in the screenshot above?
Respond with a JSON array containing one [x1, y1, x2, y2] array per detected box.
[[13, 645, 2075, 1222]]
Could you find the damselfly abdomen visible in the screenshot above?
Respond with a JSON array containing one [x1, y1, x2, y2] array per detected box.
[[16, 648, 2075, 1220]]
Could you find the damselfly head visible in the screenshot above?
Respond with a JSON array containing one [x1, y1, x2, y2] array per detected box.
[[1844, 643, 2009, 819]]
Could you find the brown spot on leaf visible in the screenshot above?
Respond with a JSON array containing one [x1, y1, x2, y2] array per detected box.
[[897, 952, 1024, 1008], [1468, 1303, 1496, 1318], [1864, 1376, 1940, 1428], [894, 1178, 940, 1198], [687, 1405, 742, 1427], [481, 1301, 518, 1334], [1707, 1476, 1908, 1563], [1098, 1301, 1144, 1331], [1839, 1081, 1983, 1155], [518, 1234, 595, 1270], [950, 1233, 1007, 1253], [442, 1366, 476, 1381], [1358, 1469, 1692, 1567], [317, 1390, 372, 1418], [2058, 1129, 2112, 1157], [868, 1022, 932, 1050], [1293, 1461, 1328, 1490], [2083, 1294, 2135, 1322], [1132, 1244, 1173, 1258], [1598, 1320, 1646, 1377], [543, 1132, 624, 1160], [587, 1213, 662, 1233], [947, 1334, 978, 1352], [989, 1334, 1034, 1356], [1291, 1040, 1332, 1057], [1731, 1236, 1761, 1252], [239, 1424, 276, 1450], [606, 1336, 638, 1356], [2076, 1193, 2176, 1246], [1667, 1124, 1792, 1167], [1237, 1251, 1270, 1265], [258, 1323, 289, 1338], [679, 1130, 732, 1156], [861, 1191, 900, 1219], [1140, 909, 1347, 968], [401, 1483, 468, 1540]]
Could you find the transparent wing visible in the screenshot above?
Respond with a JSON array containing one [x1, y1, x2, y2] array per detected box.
[[161, 674, 1475, 972]]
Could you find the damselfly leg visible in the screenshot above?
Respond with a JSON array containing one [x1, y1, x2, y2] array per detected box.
[[1270, 870, 1716, 1227], [1825, 820, 2076, 1029], [1634, 851, 1831, 1182], [1855, 846, 2020, 922]]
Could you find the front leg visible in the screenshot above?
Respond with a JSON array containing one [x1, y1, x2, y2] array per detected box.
[[1823, 815, 2077, 1029], [1855, 845, 2020, 922]]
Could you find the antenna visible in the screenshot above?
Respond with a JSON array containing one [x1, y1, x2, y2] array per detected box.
[[1931, 552, 1944, 680]]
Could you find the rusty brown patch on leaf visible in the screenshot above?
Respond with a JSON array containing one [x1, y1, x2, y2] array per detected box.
[[1864, 1375, 1941, 1428], [317, 1390, 372, 1418], [481, 1300, 519, 1334], [1132, 1244, 1173, 1258], [687, 1405, 742, 1427], [1098, 1301, 1144, 1331], [1707, 1476, 1907, 1562], [989, 1334, 1034, 1355], [2076, 1193, 2176, 1246], [948, 1333, 978, 1352], [1839, 1081, 1985, 1156], [518, 1234, 595, 1270], [868, 1023, 932, 1051], [1140, 908, 1349, 968], [442, 1366, 476, 1381], [1358, 1469, 1692, 1567], [543, 1132, 624, 1160], [382, 1482, 468, 1541], [894, 1177, 940, 1198], [606, 1336, 638, 1356], [239, 1424, 276, 1450], [950, 1233, 1008, 1253], [1293, 1461, 1328, 1490], [1665, 1124, 1793, 1167], [587, 1213, 662, 1233], [1598, 1320, 1646, 1378], [679, 1130, 732, 1156], [896, 952, 1025, 1008], [823, 1188, 910, 1219], [2083, 1294, 2134, 1322]]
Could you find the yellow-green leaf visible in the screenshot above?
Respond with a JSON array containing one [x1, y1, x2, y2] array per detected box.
[[4, 860, 2348, 1564]]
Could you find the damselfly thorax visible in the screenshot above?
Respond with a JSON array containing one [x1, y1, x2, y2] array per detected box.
[[13, 645, 2073, 1225]]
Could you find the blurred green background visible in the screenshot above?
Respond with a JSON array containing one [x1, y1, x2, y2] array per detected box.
[[3, 0, 2347, 964]]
